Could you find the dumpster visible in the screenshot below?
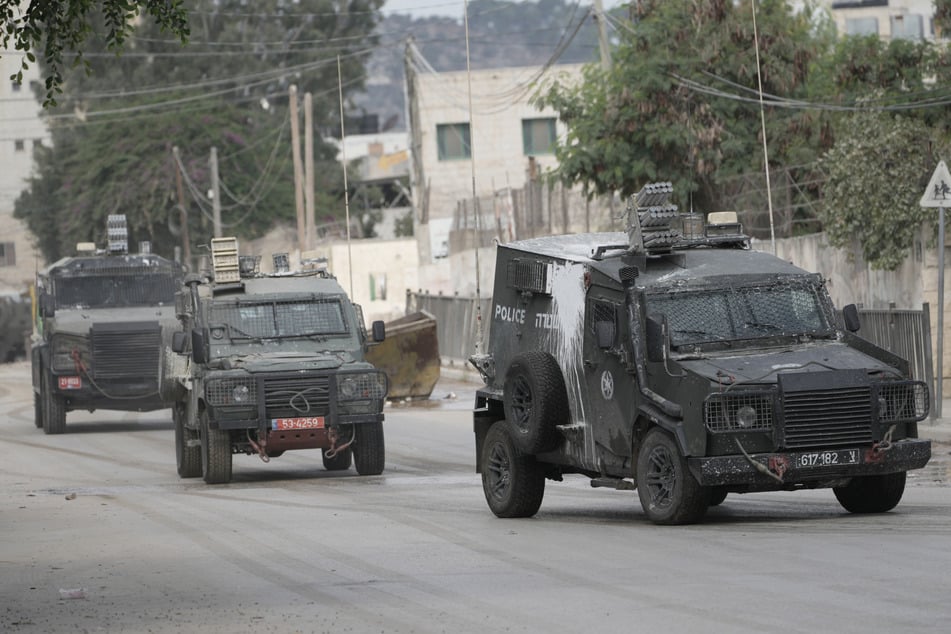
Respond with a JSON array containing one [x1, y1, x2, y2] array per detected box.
[[367, 311, 440, 400]]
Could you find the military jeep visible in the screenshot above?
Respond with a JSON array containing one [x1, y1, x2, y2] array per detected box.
[[31, 215, 184, 434], [169, 238, 388, 484], [471, 182, 931, 525]]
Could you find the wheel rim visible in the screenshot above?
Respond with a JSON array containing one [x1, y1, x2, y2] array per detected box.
[[509, 375, 533, 433], [644, 444, 677, 510], [486, 441, 512, 501]]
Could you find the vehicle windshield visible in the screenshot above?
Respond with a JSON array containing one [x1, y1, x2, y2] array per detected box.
[[53, 272, 179, 308], [645, 278, 835, 347], [208, 298, 349, 341]]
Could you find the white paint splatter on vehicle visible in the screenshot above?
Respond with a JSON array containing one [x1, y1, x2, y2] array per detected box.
[[545, 261, 596, 468]]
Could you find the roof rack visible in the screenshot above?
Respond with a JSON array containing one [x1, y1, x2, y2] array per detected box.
[[620, 182, 749, 258]]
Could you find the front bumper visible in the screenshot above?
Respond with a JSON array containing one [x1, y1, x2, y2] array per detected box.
[[689, 438, 931, 487], [52, 373, 165, 412]]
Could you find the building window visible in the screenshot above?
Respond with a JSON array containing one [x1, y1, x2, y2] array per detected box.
[[845, 17, 879, 36], [891, 15, 923, 40], [14, 140, 25, 152], [436, 123, 471, 161], [522, 118, 557, 156], [0, 242, 14, 267], [10, 81, 20, 92]]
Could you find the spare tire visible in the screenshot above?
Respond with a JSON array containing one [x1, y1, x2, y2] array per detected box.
[[502, 351, 567, 453]]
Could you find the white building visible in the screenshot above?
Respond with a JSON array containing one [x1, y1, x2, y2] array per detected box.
[[405, 51, 584, 263], [823, 0, 937, 39], [0, 52, 49, 294]]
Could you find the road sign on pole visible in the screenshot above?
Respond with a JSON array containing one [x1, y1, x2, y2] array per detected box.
[[921, 160, 951, 208], [922, 161, 948, 417]]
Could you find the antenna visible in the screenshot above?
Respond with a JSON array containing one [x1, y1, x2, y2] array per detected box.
[[464, 0, 485, 356], [751, 0, 776, 254], [337, 55, 355, 297]]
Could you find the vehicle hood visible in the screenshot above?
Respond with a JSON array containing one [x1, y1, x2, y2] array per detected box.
[[219, 351, 360, 373], [677, 340, 899, 386], [47, 306, 178, 336]]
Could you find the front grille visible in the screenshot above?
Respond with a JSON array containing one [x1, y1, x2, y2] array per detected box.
[[90, 321, 161, 379], [781, 384, 873, 449], [263, 375, 331, 419]]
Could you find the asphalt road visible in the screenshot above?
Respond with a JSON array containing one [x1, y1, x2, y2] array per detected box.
[[2, 360, 950, 633]]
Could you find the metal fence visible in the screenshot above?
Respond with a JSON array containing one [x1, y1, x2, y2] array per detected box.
[[856, 304, 935, 417], [407, 292, 935, 417], [405, 291, 491, 365]]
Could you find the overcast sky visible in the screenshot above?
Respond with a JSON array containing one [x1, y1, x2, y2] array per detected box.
[[381, 0, 624, 20]]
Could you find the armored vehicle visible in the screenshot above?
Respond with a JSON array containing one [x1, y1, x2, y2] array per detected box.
[[31, 215, 184, 434], [170, 238, 388, 484], [471, 183, 931, 525]]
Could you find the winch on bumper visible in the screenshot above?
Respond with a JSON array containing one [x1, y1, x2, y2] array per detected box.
[[689, 438, 932, 488]]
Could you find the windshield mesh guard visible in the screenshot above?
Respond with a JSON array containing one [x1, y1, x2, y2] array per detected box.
[[647, 278, 835, 347]]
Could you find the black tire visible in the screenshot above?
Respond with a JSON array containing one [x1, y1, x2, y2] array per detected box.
[[200, 410, 232, 484], [636, 428, 709, 525], [481, 421, 545, 518], [502, 351, 567, 454], [33, 389, 43, 428], [322, 446, 353, 471], [353, 421, 385, 476], [175, 404, 201, 479], [708, 488, 728, 507], [42, 373, 66, 435], [834, 472, 906, 514]]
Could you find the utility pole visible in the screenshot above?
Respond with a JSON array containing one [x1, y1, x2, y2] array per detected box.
[[171, 146, 192, 265], [209, 146, 222, 238], [304, 92, 316, 250], [289, 85, 306, 252], [593, 0, 612, 72]]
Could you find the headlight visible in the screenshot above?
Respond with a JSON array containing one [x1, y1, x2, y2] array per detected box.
[[735, 405, 757, 429], [206, 378, 256, 406], [338, 372, 387, 401], [340, 377, 359, 399], [877, 381, 929, 423], [704, 392, 774, 433], [232, 384, 251, 403]]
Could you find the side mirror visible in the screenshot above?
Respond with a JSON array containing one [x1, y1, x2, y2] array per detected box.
[[595, 320, 615, 349], [371, 320, 386, 343], [645, 315, 667, 363], [171, 330, 188, 354], [191, 328, 208, 364], [39, 292, 55, 318], [842, 304, 861, 333]]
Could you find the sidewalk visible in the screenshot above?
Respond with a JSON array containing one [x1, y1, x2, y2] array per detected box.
[[921, 400, 951, 444]]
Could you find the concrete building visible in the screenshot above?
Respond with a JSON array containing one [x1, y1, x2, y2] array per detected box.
[[404, 46, 584, 266], [0, 51, 48, 294], [824, 0, 937, 39]]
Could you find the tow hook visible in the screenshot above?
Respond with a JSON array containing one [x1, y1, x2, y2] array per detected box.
[[247, 431, 270, 463], [325, 425, 355, 459], [734, 438, 785, 484]]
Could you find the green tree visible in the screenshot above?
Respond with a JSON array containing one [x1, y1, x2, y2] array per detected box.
[[534, 0, 832, 213], [1, 0, 189, 105], [15, 0, 383, 263], [819, 109, 939, 270]]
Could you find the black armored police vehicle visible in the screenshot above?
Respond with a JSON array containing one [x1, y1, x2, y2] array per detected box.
[[471, 182, 931, 524], [31, 215, 184, 434], [169, 238, 388, 484]]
